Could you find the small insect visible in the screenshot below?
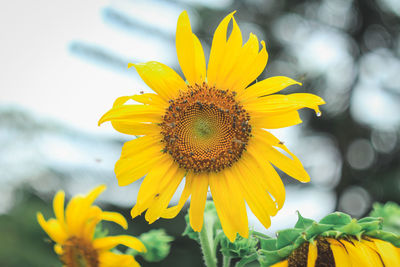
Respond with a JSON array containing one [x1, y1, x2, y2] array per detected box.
[[140, 91, 144, 94]]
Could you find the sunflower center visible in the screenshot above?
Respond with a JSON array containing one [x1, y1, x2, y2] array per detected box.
[[160, 82, 251, 173], [61, 237, 99, 267]]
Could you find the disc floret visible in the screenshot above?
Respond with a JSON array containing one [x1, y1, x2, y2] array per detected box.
[[160, 82, 251, 173]]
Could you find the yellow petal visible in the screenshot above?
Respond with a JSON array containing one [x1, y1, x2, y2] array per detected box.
[[37, 213, 68, 244], [54, 244, 63, 255], [254, 129, 310, 182], [99, 251, 140, 267], [189, 172, 209, 232], [231, 159, 278, 228], [270, 260, 288, 267], [238, 76, 302, 102], [84, 185, 106, 208], [354, 240, 384, 267], [115, 136, 164, 186], [246, 93, 325, 115], [53, 190, 65, 227], [131, 93, 166, 106], [113, 121, 159, 136], [144, 168, 186, 223], [161, 174, 193, 219], [101, 211, 128, 229], [327, 238, 351, 267], [372, 238, 400, 266], [222, 33, 265, 93], [98, 104, 163, 126], [252, 110, 303, 129], [246, 143, 285, 209], [231, 40, 268, 92], [176, 11, 206, 84], [130, 157, 176, 218], [341, 239, 374, 267], [231, 159, 275, 229], [213, 16, 242, 90], [209, 172, 238, 241], [222, 168, 249, 238], [94, 235, 146, 252], [207, 11, 236, 86], [81, 206, 103, 240], [129, 61, 186, 101], [307, 242, 318, 267]]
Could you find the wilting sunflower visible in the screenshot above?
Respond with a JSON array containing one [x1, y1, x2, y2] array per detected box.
[[37, 185, 146, 267], [99, 11, 325, 241], [259, 212, 400, 267]]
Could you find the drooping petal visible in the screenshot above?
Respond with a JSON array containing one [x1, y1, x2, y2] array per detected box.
[[253, 129, 310, 182], [232, 159, 275, 230], [161, 174, 193, 219], [189, 172, 209, 232], [100, 211, 128, 229], [372, 238, 400, 266], [209, 171, 239, 241], [176, 11, 206, 84], [327, 239, 351, 267], [237, 76, 302, 102], [307, 242, 318, 267], [115, 136, 165, 186], [222, 168, 249, 238], [144, 167, 186, 223], [246, 143, 285, 209], [37, 213, 68, 244], [207, 11, 236, 86], [130, 157, 177, 218], [354, 240, 384, 267], [340, 240, 374, 267], [99, 251, 140, 267], [129, 61, 187, 101], [94, 236, 146, 252]]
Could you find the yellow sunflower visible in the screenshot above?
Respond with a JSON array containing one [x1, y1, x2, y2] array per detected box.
[[99, 11, 325, 241], [259, 211, 400, 267], [271, 237, 400, 267], [37, 185, 146, 267]]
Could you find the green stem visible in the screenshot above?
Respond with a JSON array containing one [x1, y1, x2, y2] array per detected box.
[[222, 255, 231, 267], [235, 253, 258, 267], [199, 223, 217, 267]]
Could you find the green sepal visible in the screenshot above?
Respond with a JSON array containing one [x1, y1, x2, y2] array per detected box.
[[294, 211, 314, 229], [304, 222, 333, 239], [219, 232, 258, 258], [259, 238, 277, 251], [320, 230, 343, 239], [319, 212, 352, 225], [335, 219, 362, 235], [276, 228, 303, 249]]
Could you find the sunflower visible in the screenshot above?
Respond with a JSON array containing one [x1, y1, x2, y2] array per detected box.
[[99, 11, 325, 241], [37, 185, 146, 267], [259, 212, 400, 267]]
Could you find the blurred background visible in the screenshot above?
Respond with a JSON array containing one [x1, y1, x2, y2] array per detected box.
[[1, 0, 400, 266]]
